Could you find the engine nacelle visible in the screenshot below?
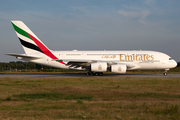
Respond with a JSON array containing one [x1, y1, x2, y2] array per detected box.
[[90, 62, 107, 72], [111, 64, 127, 73]]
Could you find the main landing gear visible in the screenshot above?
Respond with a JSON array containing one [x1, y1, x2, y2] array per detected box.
[[87, 72, 103, 76], [163, 69, 169, 76]]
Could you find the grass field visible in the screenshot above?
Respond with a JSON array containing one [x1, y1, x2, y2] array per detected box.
[[0, 77, 180, 120]]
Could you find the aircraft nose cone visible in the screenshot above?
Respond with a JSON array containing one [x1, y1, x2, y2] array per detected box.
[[174, 60, 177, 67], [169, 60, 177, 68]]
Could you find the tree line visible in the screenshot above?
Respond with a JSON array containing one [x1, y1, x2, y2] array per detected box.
[[0, 61, 71, 72]]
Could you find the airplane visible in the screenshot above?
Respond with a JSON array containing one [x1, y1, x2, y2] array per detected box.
[[6, 21, 177, 76]]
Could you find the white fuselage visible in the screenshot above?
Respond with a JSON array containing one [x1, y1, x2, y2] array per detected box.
[[25, 50, 177, 71]]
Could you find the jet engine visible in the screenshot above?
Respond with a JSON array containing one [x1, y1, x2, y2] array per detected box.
[[110, 64, 127, 73], [90, 62, 107, 72]]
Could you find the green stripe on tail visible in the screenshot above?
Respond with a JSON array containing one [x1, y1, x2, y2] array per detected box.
[[11, 22, 32, 40]]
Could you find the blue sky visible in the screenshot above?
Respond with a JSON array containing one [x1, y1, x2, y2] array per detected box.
[[0, 0, 180, 62]]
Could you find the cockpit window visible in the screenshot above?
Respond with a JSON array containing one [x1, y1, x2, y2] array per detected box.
[[169, 58, 173, 60]]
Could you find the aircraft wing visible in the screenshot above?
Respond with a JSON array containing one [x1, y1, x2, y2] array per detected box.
[[54, 59, 136, 69], [5, 53, 41, 60], [54, 59, 95, 68]]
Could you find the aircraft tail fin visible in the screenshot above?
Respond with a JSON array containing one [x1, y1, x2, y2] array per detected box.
[[11, 21, 50, 54], [11, 21, 65, 61]]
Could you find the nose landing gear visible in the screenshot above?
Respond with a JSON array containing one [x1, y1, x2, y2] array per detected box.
[[163, 72, 167, 76], [163, 69, 169, 76]]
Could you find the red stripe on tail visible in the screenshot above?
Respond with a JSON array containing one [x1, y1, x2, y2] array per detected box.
[[27, 33, 66, 65]]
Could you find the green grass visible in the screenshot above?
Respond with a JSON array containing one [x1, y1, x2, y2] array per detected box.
[[0, 77, 180, 119], [131, 92, 180, 99], [14, 92, 93, 100]]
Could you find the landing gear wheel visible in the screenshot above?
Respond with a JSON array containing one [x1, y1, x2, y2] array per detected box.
[[95, 72, 103, 76], [163, 72, 167, 76], [99, 72, 103, 76], [87, 72, 92, 76], [87, 72, 103, 76], [95, 72, 99, 76]]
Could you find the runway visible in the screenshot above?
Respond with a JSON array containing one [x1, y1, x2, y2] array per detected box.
[[0, 73, 180, 78]]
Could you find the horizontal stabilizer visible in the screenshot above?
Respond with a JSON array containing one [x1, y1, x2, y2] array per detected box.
[[5, 53, 41, 60]]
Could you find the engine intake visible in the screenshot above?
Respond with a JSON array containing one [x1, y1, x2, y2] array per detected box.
[[90, 62, 107, 72]]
